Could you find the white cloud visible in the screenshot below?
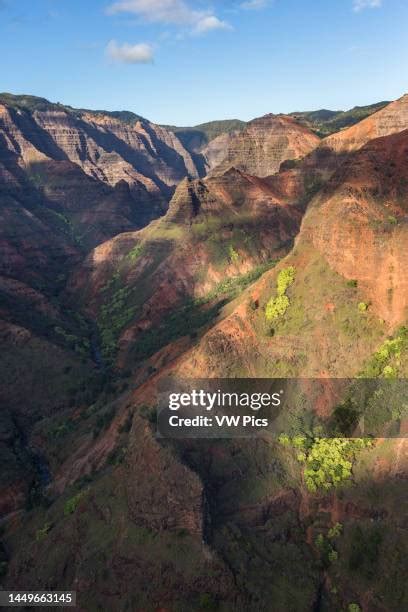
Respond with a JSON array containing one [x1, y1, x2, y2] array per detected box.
[[107, 0, 194, 24], [194, 15, 232, 34], [106, 40, 154, 64], [240, 0, 269, 9], [106, 0, 231, 33], [353, 0, 382, 11]]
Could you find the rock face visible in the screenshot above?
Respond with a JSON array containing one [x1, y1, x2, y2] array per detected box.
[[70, 167, 303, 369], [201, 130, 241, 171], [0, 98, 199, 195], [166, 129, 408, 380], [2, 93, 408, 611], [207, 115, 320, 177], [277, 94, 408, 199], [305, 129, 408, 326], [126, 416, 204, 534], [321, 93, 408, 154]]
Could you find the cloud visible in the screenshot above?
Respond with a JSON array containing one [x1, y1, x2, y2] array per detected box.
[[353, 0, 382, 11], [107, 0, 195, 24], [194, 15, 232, 34], [106, 40, 154, 64], [240, 0, 269, 9], [106, 0, 231, 33]]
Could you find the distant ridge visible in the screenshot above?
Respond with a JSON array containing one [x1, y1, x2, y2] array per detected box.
[[0, 92, 147, 124], [163, 119, 247, 153], [289, 101, 390, 136]]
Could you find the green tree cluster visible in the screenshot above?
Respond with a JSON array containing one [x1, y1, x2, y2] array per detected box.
[[64, 491, 86, 516], [279, 436, 372, 492], [265, 266, 296, 321]]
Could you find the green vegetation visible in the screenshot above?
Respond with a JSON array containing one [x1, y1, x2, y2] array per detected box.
[[279, 436, 373, 492], [328, 522, 343, 539], [228, 244, 239, 263], [97, 239, 175, 361], [315, 532, 339, 567], [98, 283, 136, 361], [164, 119, 246, 151], [54, 326, 90, 357], [358, 302, 368, 312], [360, 326, 408, 377], [348, 605, 361, 612], [0, 93, 145, 123], [204, 261, 277, 302], [64, 491, 86, 516], [131, 262, 277, 363], [126, 244, 144, 262], [265, 267, 296, 321], [290, 101, 389, 137]]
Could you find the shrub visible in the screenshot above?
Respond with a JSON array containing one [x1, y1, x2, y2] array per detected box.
[[328, 522, 343, 539], [358, 302, 368, 312], [276, 266, 296, 295], [347, 279, 358, 288], [228, 245, 239, 263], [265, 266, 296, 321], [279, 437, 372, 492], [127, 244, 144, 262], [265, 294, 290, 320], [315, 533, 338, 567], [64, 492, 85, 516]]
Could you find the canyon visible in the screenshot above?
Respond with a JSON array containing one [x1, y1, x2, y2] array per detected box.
[[0, 93, 407, 612]]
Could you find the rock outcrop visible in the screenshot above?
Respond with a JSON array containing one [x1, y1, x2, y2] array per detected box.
[[70, 167, 303, 370], [207, 115, 320, 177]]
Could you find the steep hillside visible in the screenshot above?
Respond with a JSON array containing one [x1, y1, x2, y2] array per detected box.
[[207, 115, 320, 177], [69, 167, 304, 369], [166, 128, 408, 380], [267, 94, 408, 214], [1, 94, 407, 612], [0, 93, 199, 200]]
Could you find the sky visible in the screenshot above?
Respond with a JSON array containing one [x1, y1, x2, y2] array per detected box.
[[1, 0, 407, 125]]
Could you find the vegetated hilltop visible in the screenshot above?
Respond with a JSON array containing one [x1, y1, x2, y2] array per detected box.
[[289, 101, 390, 136], [164, 119, 247, 153], [0, 93, 407, 612]]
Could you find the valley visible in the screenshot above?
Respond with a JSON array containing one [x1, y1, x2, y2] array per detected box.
[[0, 92, 407, 612]]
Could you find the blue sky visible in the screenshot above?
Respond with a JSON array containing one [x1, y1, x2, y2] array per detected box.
[[1, 0, 407, 125]]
